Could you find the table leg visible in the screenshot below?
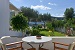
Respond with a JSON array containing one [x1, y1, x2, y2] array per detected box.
[[27, 43, 34, 48], [27, 43, 47, 50], [39, 43, 44, 50]]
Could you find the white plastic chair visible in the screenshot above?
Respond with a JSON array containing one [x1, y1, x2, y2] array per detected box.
[[68, 42, 75, 50], [0, 39, 7, 50], [1, 36, 23, 50], [53, 42, 75, 50], [0, 36, 36, 50]]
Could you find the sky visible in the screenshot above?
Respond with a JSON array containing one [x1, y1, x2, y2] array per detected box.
[[10, 0, 75, 17]]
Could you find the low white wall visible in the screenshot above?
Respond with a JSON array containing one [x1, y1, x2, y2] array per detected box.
[[55, 27, 65, 33]]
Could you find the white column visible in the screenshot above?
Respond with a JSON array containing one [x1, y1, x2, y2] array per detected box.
[[0, 0, 22, 37], [0, 0, 10, 37]]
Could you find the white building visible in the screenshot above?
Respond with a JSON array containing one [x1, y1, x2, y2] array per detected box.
[[0, 0, 22, 37]]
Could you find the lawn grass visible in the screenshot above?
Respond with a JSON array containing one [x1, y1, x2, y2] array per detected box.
[[54, 32, 65, 36], [40, 31, 65, 36]]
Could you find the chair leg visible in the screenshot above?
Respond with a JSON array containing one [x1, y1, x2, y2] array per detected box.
[[21, 47, 24, 50], [39, 48, 48, 50], [54, 43, 55, 50], [21, 42, 23, 50], [27, 48, 36, 50]]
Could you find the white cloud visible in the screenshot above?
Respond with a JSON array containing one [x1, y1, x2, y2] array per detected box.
[[48, 2, 57, 6], [52, 14, 64, 17], [31, 5, 51, 10]]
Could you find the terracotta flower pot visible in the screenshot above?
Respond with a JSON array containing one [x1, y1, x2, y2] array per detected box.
[[36, 35, 41, 39]]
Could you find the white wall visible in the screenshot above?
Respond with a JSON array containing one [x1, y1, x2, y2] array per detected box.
[[14, 11, 19, 15], [0, 0, 21, 37], [0, 0, 10, 37]]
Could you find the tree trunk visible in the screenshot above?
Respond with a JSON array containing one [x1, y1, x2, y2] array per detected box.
[[43, 21, 45, 29]]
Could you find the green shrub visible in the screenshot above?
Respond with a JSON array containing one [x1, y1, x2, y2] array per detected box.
[[39, 28, 49, 31], [31, 29, 40, 36], [46, 22, 52, 29], [37, 24, 42, 28], [32, 25, 38, 29], [11, 13, 28, 31]]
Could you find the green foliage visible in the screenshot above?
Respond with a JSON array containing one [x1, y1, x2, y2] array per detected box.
[[64, 18, 75, 28], [64, 19, 71, 28], [38, 14, 43, 21], [64, 7, 75, 20], [64, 8, 75, 35], [40, 31, 50, 36], [11, 13, 28, 32], [37, 24, 42, 28], [20, 6, 38, 20], [71, 25, 75, 30], [43, 13, 51, 21], [32, 25, 38, 29], [39, 28, 49, 31], [31, 29, 40, 36], [26, 27, 32, 34], [46, 22, 52, 30], [40, 31, 65, 36], [57, 20, 64, 27], [38, 13, 51, 21], [52, 20, 64, 28], [20, 6, 52, 22], [46, 22, 54, 34]]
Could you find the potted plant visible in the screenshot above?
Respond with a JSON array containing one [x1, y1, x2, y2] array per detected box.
[[10, 13, 28, 37], [36, 35, 41, 39]]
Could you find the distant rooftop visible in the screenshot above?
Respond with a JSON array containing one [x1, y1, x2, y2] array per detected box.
[[9, 2, 19, 11]]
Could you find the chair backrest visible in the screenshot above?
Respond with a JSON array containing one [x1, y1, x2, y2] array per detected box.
[[52, 41, 75, 50], [1, 36, 17, 44], [1, 36, 18, 49], [0, 39, 7, 50], [68, 42, 75, 50], [0, 36, 23, 50]]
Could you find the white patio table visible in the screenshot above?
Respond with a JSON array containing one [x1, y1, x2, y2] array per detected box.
[[22, 36, 52, 50]]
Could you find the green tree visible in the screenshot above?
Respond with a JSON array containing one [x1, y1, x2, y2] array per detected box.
[[42, 13, 51, 21], [11, 13, 28, 36], [31, 29, 40, 36], [46, 22, 54, 36], [64, 18, 74, 28], [46, 22, 52, 30], [38, 13, 51, 28], [38, 14, 43, 21], [38, 13, 51, 21], [20, 6, 39, 21], [64, 7, 75, 20]]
